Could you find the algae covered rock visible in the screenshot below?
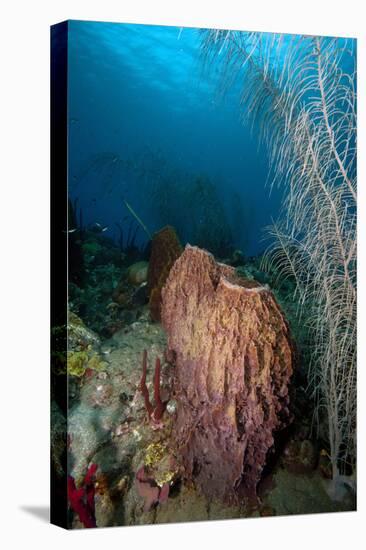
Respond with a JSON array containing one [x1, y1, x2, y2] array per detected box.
[[161, 245, 294, 501], [52, 313, 101, 377], [127, 261, 149, 286], [68, 311, 100, 351], [67, 351, 108, 378], [142, 442, 179, 488], [67, 351, 89, 377], [66, 313, 107, 377]]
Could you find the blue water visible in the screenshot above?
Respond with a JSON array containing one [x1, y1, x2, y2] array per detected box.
[[67, 20, 283, 257], [67, 21, 355, 257]]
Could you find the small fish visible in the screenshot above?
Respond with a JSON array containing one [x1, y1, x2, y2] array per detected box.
[[89, 222, 109, 233], [63, 228, 78, 234]]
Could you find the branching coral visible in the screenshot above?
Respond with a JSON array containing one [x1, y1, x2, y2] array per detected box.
[[201, 30, 357, 497]]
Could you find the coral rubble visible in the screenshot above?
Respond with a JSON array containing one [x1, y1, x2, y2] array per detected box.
[[147, 226, 182, 321], [161, 245, 294, 501]]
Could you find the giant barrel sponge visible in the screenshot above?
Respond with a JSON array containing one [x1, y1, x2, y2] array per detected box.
[[147, 225, 182, 322], [161, 245, 294, 501]]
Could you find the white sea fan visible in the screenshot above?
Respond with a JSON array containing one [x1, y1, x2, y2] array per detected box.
[[201, 29, 357, 496]]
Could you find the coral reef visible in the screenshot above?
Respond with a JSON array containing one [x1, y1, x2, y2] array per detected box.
[[147, 226, 182, 321], [65, 295, 354, 526], [68, 228, 132, 334], [161, 245, 294, 501]]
